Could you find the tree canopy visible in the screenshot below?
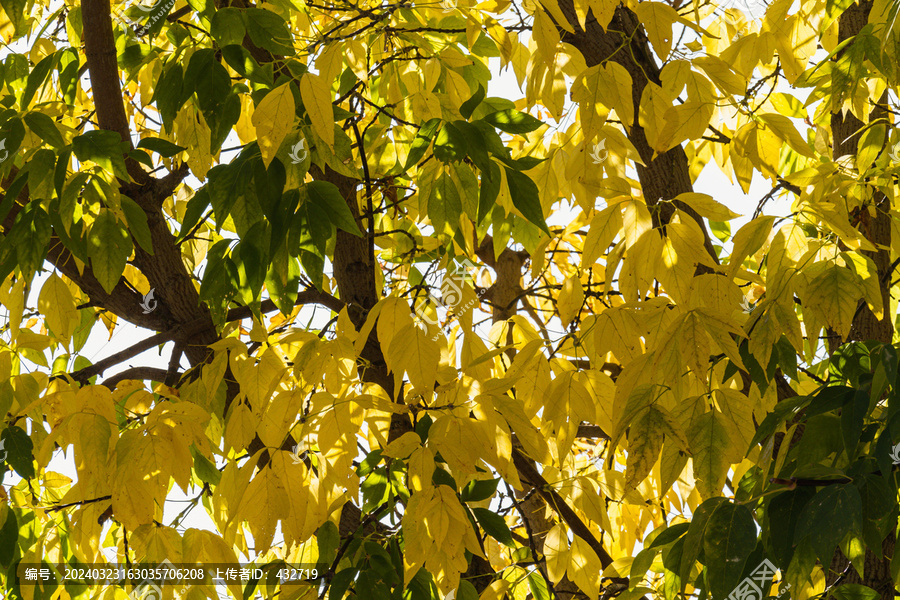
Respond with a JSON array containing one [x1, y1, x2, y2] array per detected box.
[[0, 0, 899, 598]]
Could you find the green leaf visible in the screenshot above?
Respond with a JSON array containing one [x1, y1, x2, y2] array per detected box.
[[199, 239, 235, 304], [316, 521, 340, 567], [23, 112, 66, 148], [461, 478, 499, 503], [306, 180, 362, 236], [128, 149, 154, 168], [470, 97, 516, 121], [482, 108, 544, 134], [701, 501, 757, 600], [630, 547, 657, 583], [472, 507, 514, 546], [26, 148, 56, 200], [527, 571, 551, 600], [208, 148, 257, 228], [679, 497, 727, 589], [360, 468, 390, 513], [452, 120, 492, 175], [662, 537, 684, 600], [648, 523, 690, 549], [245, 8, 294, 54], [428, 173, 461, 234], [210, 7, 246, 46], [13, 202, 51, 277], [154, 63, 186, 133], [855, 474, 895, 556], [292, 191, 333, 255], [73, 130, 129, 179], [477, 160, 501, 224], [0, 116, 26, 170], [456, 580, 479, 600], [774, 337, 798, 380], [87, 209, 133, 294], [803, 385, 852, 420], [0, 0, 26, 36], [178, 187, 211, 242], [840, 388, 869, 459], [766, 487, 814, 567], [21, 53, 56, 109], [235, 220, 270, 301], [794, 484, 863, 563], [120, 196, 153, 254], [504, 166, 549, 235], [137, 137, 186, 157], [433, 121, 467, 163], [459, 83, 486, 120], [265, 254, 302, 316], [1, 425, 34, 479], [190, 445, 222, 486], [829, 584, 880, 600], [497, 154, 547, 171], [222, 45, 274, 87], [0, 507, 17, 567]]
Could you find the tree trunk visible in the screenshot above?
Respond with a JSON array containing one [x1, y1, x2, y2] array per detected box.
[[826, 3, 896, 597]]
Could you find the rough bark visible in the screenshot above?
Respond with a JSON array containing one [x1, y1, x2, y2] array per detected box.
[[826, 3, 896, 597]]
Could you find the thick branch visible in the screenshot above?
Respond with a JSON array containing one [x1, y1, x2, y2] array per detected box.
[[81, 0, 149, 184]]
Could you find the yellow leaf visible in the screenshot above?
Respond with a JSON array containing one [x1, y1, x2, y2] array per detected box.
[[299, 72, 335, 148], [593, 307, 642, 363], [655, 101, 715, 153], [758, 113, 816, 158], [687, 409, 736, 499], [728, 216, 776, 279], [532, 8, 561, 56], [693, 56, 746, 96], [479, 580, 511, 600], [620, 229, 662, 303], [575, 370, 615, 436], [224, 401, 257, 453], [235, 452, 290, 552], [131, 524, 182, 562], [558, 276, 584, 327], [571, 66, 610, 142], [802, 263, 863, 341], [174, 106, 212, 180], [674, 192, 740, 221], [599, 62, 635, 131], [634, 2, 677, 60], [679, 311, 710, 378], [38, 272, 77, 346], [377, 297, 415, 354], [0, 277, 24, 341], [429, 414, 482, 478], [639, 82, 674, 155], [695, 307, 746, 370], [622, 199, 653, 248], [539, 0, 575, 33], [714, 388, 756, 461], [583, 203, 623, 265], [386, 323, 440, 393], [544, 523, 570, 583], [113, 429, 170, 530], [252, 82, 297, 167], [568, 535, 603, 599], [408, 445, 435, 491], [383, 431, 422, 459], [842, 251, 884, 320], [587, 0, 617, 30]]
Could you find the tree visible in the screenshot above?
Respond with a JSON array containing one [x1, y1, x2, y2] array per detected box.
[[0, 0, 898, 597]]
